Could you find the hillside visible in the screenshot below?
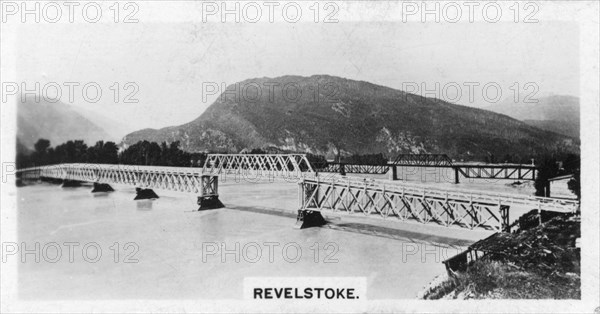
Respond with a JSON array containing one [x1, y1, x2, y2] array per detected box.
[[67, 105, 130, 142], [122, 75, 578, 160], [487, 95, 579, 138], [17, 97, 112, 153]]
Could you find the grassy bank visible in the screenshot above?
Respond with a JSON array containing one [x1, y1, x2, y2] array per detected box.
[[421, 213, 581, 299]]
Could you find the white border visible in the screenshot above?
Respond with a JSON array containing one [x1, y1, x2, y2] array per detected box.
[[1, 1, 598, 313]]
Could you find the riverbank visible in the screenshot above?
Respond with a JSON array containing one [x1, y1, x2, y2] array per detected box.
[[419, 213, 581, 299]]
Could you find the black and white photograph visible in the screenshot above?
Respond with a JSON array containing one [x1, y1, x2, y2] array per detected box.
[[1, 1, 599, 313]]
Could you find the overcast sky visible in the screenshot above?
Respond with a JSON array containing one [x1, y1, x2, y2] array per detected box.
[[14, 2, 579, 135]]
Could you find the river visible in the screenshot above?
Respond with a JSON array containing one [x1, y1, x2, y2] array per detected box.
[[16, 180, 492, 299]]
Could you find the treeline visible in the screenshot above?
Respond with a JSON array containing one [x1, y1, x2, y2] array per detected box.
[[340, 153, 388, 165], [16, 139, 205, 169], [534, 153, 580, 198], [119, 140, 207, 167], [15, 140, 329, 170]]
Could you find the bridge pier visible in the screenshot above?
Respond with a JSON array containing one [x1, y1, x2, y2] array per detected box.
[[388, 165, 398, 181], [197, 195, 224, 210], [294, 210, 327, 229], [91, 183, 114, 193], [61, 179, 83, 188], [500, 205, 510, 232], [454, 167, 460, 184], [134, 188, 159, 200]]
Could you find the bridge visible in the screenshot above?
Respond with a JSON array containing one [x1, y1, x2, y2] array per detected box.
[[202, 154, 314, 181], [16, 163, 224, 209], [392, 154, 454, 167], [314, 162, 390, 175], [390, 154, 537, 183], [16, 154, 575, 232], [301, 154, 537, 182], [296, 175, 579, 231], [453, 164, 537, 181]]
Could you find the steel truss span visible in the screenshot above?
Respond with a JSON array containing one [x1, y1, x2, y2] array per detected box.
[[392, 154, 454, 167], [391, 154, 537, 181], [298, 176, 579, 231], [455, 165, 536, 181], [202, 154, 314, 178], [315, 163, 390, 174], [17, 164, 219, 196]]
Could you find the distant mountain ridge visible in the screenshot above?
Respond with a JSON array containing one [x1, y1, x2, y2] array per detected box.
[[17, 97, 112, 153], [486, 95, 579, 138], [122, 75, 578, 160]]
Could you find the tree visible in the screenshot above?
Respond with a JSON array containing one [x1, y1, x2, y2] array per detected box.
[[306, 153, 328, 170], [249, 148, 267, 154], [118, 140, 191, 166], [534, 156, 559, 197], [34, 139, 51, 154], [28, 139, 52, 166], [343, 153, 388, 165], [567, 173, 580, 199], [53, 140, 89, 163], [190, 152, 207, 167], [88, 141, 119, 164], [165, 141, 190, 166], [563, 154, 581, 199]]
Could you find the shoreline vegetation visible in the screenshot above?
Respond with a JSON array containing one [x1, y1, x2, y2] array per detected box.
[[418, 212, 581, 299]]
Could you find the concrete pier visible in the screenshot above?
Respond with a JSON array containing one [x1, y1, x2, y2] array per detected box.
[[294, 210, 327, 229], [197, 195, 225, 210], [134, 188, 159, 200], [61, 180, 83, 188], [388, 165, 398, 181], [91, 183, 114, 193]]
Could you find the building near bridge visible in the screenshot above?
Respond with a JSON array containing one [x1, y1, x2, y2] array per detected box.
[[548, 174, 578, 200]]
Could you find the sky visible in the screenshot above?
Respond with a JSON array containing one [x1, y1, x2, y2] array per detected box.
[[12, 1, 579, 136]]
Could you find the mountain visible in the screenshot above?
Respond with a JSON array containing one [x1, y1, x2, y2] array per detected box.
[[17, 97, 112, 153], [67, 105, 130, 142], [486, 95, 579, 138], [122, 75, 578, 160]]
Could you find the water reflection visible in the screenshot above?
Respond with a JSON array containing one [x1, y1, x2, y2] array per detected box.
[[92, 192, 110, 198], [136, 200, 154, 211]]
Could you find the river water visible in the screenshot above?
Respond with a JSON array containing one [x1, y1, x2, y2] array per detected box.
[[16, 181, 491, 300]]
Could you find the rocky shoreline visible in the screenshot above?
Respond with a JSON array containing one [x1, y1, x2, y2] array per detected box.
[[417, 212, 581, 299]]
